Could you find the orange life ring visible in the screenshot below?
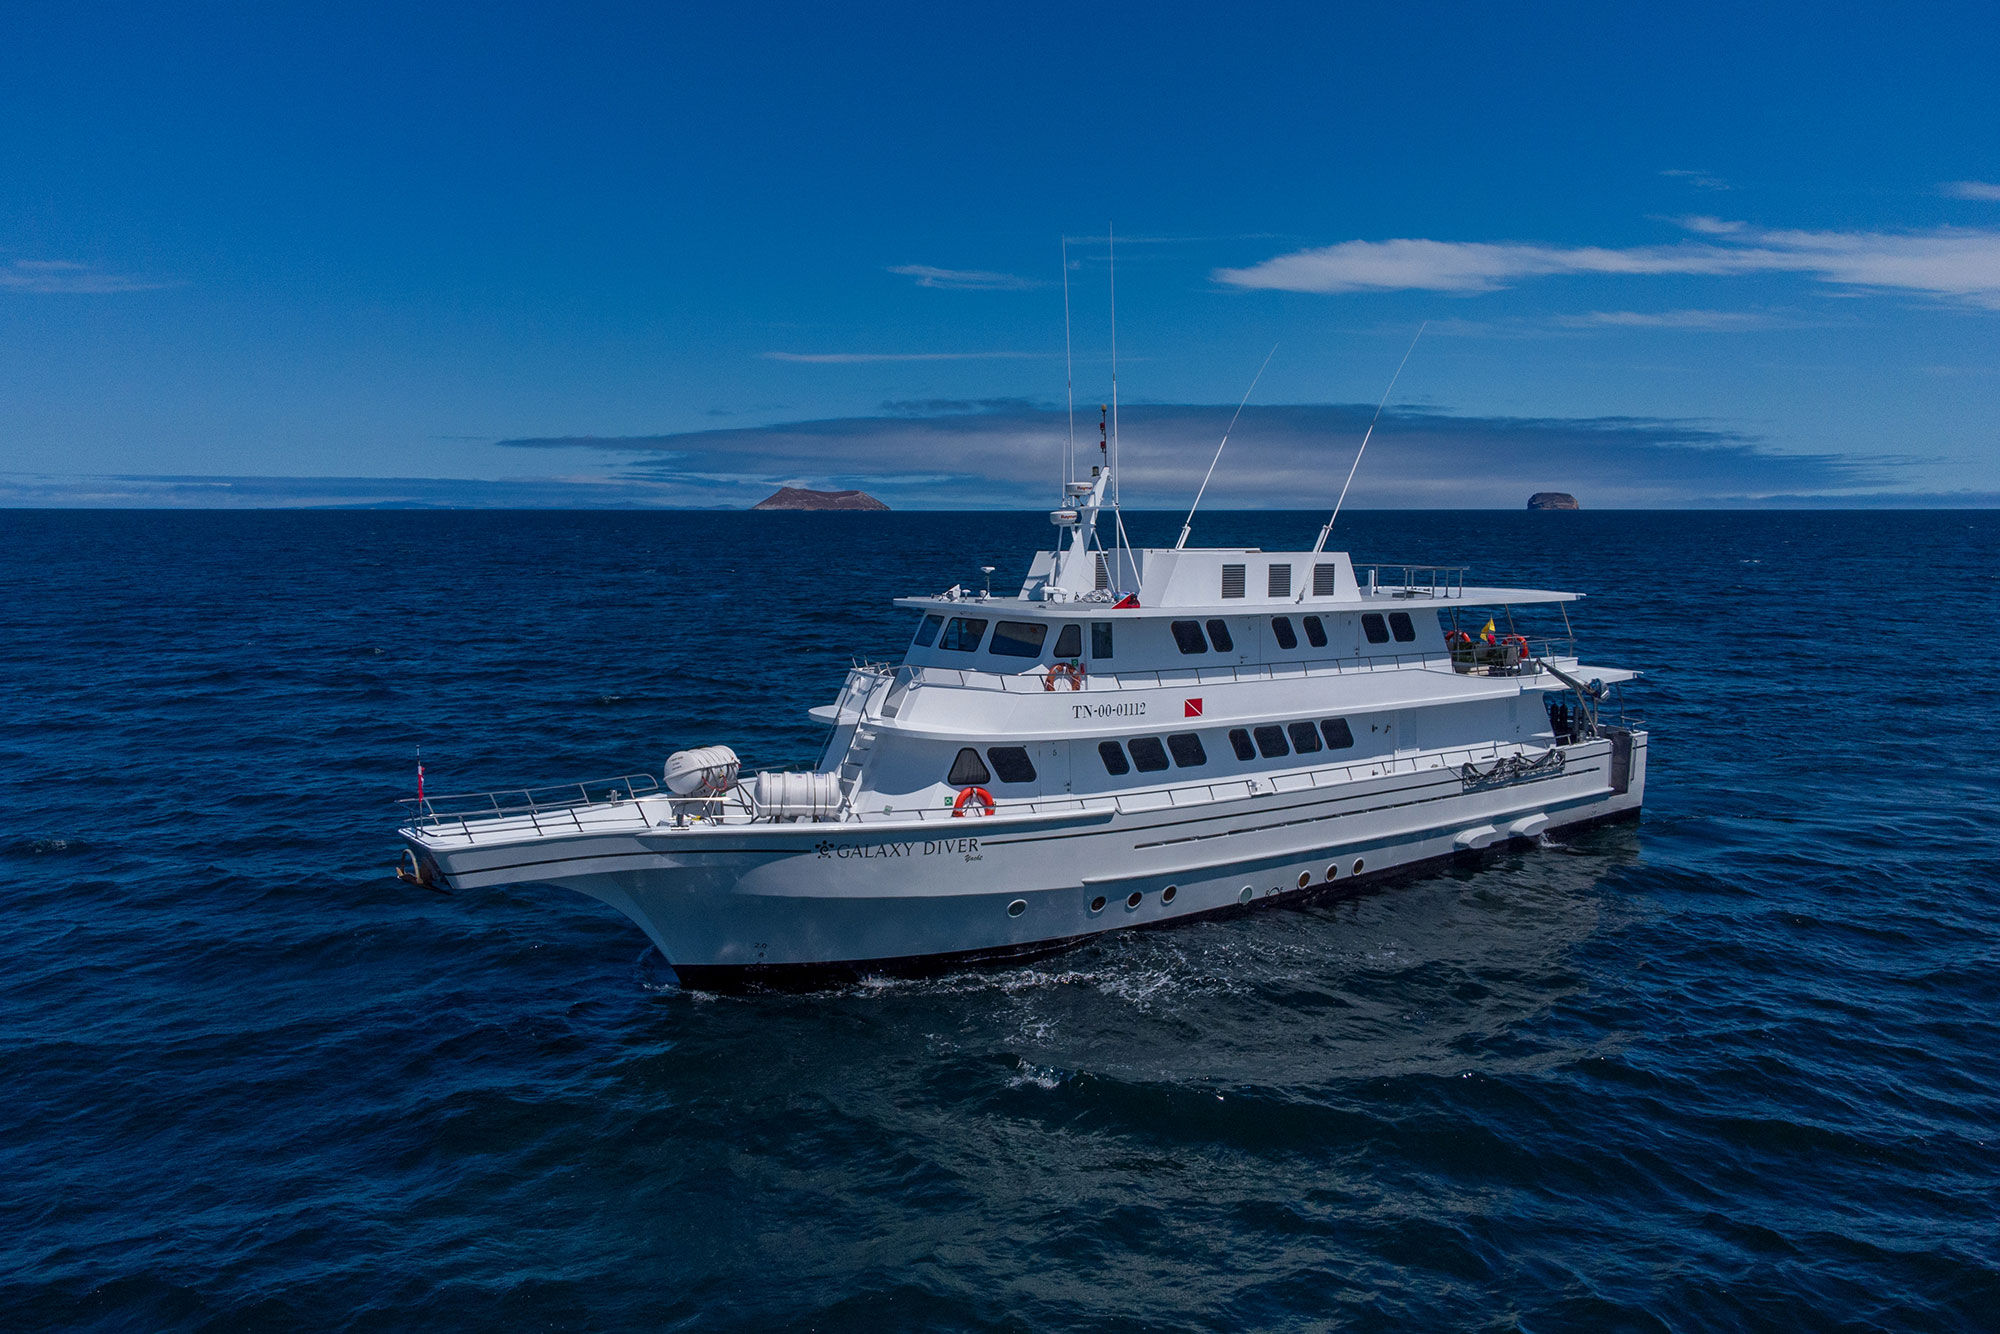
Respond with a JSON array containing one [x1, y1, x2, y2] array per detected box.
[[1042, 661, 1085, 691], [952, 785, 996, 817]]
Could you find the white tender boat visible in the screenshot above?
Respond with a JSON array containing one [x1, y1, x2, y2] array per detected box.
[[397, 428, 1646, 989]]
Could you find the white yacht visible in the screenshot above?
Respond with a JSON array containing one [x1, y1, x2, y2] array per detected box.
[[397, 434, 1646, 989]]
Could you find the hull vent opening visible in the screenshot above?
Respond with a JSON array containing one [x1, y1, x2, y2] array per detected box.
[[1268, 564, 1291, 598], [1221, 564, 1246, 599], [1313, 563, 1338, 597], [1094, 553, 1110, 591]]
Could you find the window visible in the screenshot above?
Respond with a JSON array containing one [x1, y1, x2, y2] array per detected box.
[[947, 748, 990, 785], [913, 614, 943, 648], [987, 747, 1037, 783], [939, 617, 988, 652], [1221, 564, 1246, 598], [1362, 613, 1390, 645], [1094, 553, 1110, 591], [1321, 718, 1355, 749], [1303, 615, 1327, 648], [1128, 737, 1170, 772], [1098, 740, 1131, 775], [1053, 623, 1082, 658], [1167, 733, 1207, 767], [1170, 620, 1209, 654], [1271, 617, 1298, 650], [1287, 721, 1322, 754], [1313, 563, 1338, 596], [1228, 728, 1256, 761], [1205, 619, 1234, 652], [1252, 724, 1290, 758], [1091, 621, 1114, 659], [989, 620, 1048, 658], [1389, 611, 1416, 643], [1268, 564, 1291, 598]]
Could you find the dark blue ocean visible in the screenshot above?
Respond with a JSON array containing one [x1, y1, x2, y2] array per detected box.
[[4, 508, 1997, 1331]]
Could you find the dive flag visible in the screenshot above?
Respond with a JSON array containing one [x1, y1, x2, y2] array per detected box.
[[1185, 698, 1203, 718], [1480, 618, 1496, 638]]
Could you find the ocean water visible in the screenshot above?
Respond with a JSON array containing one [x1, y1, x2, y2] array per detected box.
[[3, 507, 1997, 1331]]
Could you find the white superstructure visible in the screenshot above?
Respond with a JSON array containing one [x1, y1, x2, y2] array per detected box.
[[397, 433, 1647, 989]]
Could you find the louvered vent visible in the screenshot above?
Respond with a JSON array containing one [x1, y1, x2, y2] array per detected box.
[[1267, 564, 1291, 598], [1221, 564, 1246, 598], [1094, 553, 1110, 590], [1313, 563, 1338, 596]]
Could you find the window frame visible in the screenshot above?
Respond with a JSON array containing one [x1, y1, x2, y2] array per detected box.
[[1127, 736, 1171, 773], [1287, 720, 1323, 754], [1205, 618, 1235, 653], [1320, 717, 1355, 749], [1090, 621, 1114, 659], [1252, 724, 1290, 758], [1170, 620, 1209, 655], [947, 747, 991, 786], [1053, 623, 1082, 658], [1167, 733, 1207, 767], [939, 617, 989, 652], [1388, 611, 1416, 643], [1270, 616, 1298, 650], [1362, 613, 1390, 645], [1302, 615, 1328, 648], [1227, 728, 1256, 761], [986, 746, 1038, 784], [913, 613, 944, 648], [1097, 740, 1130, 776], [988, 620, 1049, 659]]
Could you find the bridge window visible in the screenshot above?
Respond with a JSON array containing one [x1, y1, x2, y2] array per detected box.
[[947, 748, 990, 786], [1321, 718, 1355, 749], [1221, 564, 1246, 598], [1128, 737, 1170, 772], [1287, 721, 1322, 754], [1389, 611, 1416, 642], [1205, 619, 1234, 652], [1252, 725, 1289, 758], [913, 614, 943, 648], [1091, 621, 1114, 658], [989, 620, 1048, 658], [1268, 564, 1291, 597], [1362, 613, 1390, 644], [1270, 617, 1298, 650], [1170, 620, 1208, 654], [1053, 623, 1082, 658], [1302, 615, 1328, 648], [939, 617, 988, 652], [987, 747, 1037, 783], [1168, 733, 1207, 767], [1227, 728, 1256, 761], [1097, 741, 1130, 775]]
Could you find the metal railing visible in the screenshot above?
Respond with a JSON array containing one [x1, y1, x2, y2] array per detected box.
[[399, 773, 665, 840], [1361, 564, 1468, 598]]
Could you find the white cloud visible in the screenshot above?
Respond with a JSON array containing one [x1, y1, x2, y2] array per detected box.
[[0, 259, 172, 294], [762, 350, 1045, 363], [1941, 180, 2000, 201], [887, 264, 1040, 291], [1661, 168, 1731, 191], [1559, 309, 1784, 331], [1214, 221, 2000, 308]]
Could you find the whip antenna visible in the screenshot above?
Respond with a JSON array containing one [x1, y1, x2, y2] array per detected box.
[[1177, 343, 1277, 550], [1061, 236, 1076, 485], [1310, 321, 1427, 558]]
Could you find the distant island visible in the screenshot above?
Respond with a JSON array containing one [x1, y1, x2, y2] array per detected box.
[[1527, 492, 1580, 511], [751, 487, 890, 512]]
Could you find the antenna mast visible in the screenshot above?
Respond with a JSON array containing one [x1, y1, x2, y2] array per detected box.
[[1108, 224, 1133, 589], [1061, 236, 1076, 486], [1310, 321, 1427, 557], [1177, 343, 1277, 550]]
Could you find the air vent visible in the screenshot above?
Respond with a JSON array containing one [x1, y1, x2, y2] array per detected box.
[[1221, 564, 1246, 598], [1313, 563, 1338, 596], [1267, 564, 1291, 598], [1094, 553, 1110, 590]]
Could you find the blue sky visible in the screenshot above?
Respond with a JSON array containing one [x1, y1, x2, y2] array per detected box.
[[4, 1, 1999, 507]]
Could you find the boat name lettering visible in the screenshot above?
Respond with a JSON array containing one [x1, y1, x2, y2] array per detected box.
[[1072, 701, 1147, 720], [815, 837, 980, 860]]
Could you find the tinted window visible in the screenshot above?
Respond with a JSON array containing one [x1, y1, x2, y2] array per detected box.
[[1321, 718, 1355, 749], [1098, 741, 1130, 775], [1228, 728, 1256, 761], [1303, 615, 1328, 648], [989, 620, 1048, 658], [1168, 733, 1207, 767], [1128, 737, 1170, 772], [1389, 612, 1416, 643], [947, 748, 990, 785], [1170, 620, 1208, 654], [1287, 721, 1322, 754], [1362, 613, 1390, 644], [987, 746, 1037, 783], [1252, 725, 1290, 758], [1271, 617, 1298, 650], [939, 617, 988, 651], [1206, 619, 1234, 652], [1091, 621, 1113, 658], [1053, 624, 1082, 658], [913, 614, 943, 648]]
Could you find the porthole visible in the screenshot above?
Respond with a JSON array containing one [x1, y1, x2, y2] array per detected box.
[[1326, 863, 1339, 881], [1239, 886, 1253, 904], [1089, 895, 1107, 913], [1353, 858, 1365, 874], [1297, 871, 1311, 889], [1162, 885, 1178, 904], [1126, 891, 1143, 909], [1007, 899, 1027, 918]]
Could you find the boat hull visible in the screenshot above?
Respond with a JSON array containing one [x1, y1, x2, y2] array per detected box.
[[407, 732, 1646, 989]]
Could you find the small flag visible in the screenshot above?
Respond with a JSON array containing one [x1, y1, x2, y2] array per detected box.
[[1185, 698, 1203, 718], [1480, 617, 1496, 638]]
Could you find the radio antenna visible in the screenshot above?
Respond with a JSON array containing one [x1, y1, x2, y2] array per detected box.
[[1061, 236, 1076, 486], [1310, 321, 1427, 557], [1108, 223, 1132, 591], [1177, 343, 1277, 550]]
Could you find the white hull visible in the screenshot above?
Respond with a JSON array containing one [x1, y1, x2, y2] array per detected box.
[[412, 731, 1645, 986]]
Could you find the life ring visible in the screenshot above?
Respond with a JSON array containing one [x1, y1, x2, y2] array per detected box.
[[952, 785, 995, 817], [1042, 661, 1085, 692], [1446, 630, 1473, 646]]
